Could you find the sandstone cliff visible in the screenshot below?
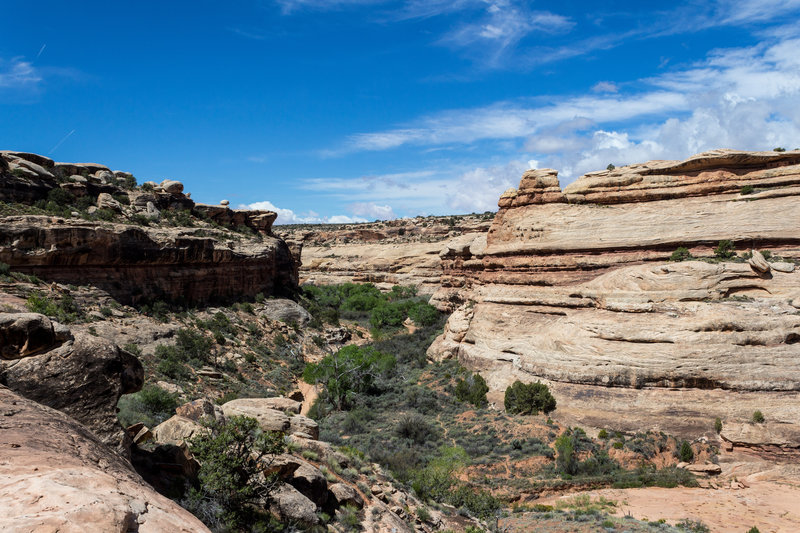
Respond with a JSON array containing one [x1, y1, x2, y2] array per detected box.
[[0, 151, 298, 304], [279, 214, 492, 294], [430, 149, 800, 442]]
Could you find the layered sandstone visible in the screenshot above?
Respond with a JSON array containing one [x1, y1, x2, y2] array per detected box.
[[279, 215, 492, 294], [0, 151, 298, 304], [430, 149, 800, 442]]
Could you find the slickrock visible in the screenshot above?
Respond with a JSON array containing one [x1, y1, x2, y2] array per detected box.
[[221, 398, 292, 432], [430, 149, 800, 441], [0, 386, 210, 533]]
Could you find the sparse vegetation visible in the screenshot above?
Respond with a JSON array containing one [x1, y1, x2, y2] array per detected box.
[[670, 247, 693, 261], [714, 240, 736, 260], [504, 380, 556, 415], [752, 410, 765, 423], [454, 371, 489, 407]]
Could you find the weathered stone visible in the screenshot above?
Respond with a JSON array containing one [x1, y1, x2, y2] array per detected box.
[[0, 386, 210, 532], [290, 414, 319, 439], [97, 192, 122, 211], [289, 460, 328, 506], [152, 415, 208, 446], [175, 398, 216, 422], [0, 312, 58, 359], [220, 399, 290, 432], [748, 250, 770, 273], [0, 333, 143, 457], [270, 483, 319, 525], [259, 298, 312, 326], [773, 262, 796, 273], [159, 179, 184, 195], [329, 483, 365, 509], [259, 396, 302, 414], [686, 463, 722, 475]]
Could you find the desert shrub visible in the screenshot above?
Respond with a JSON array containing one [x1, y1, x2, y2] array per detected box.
[[407, 301, 439, 326], [676, 518, 710, 532], [607, 164, 615, 170], [504, 380, 556, 415], [302, 344, 395, 410], [679, 440, 694, 462], [369, 300, 406, 331], [746, 527, 760, 533], [183, 416, 285, 530], [454, 372, 489, 408], [598, 429, 609, 439], [395, 413, 439, 445], [773, 147, 786, 152], [714, 240, 736, 259], [714, 417, 723, 433], [555, 433, 577, 476], [752, 410, 765, 423], [117, 384, 179, 428], [0, 262, 11, 277], [47, 187, 75, 206], [740, 185, 754, 195], [670, 247, 693, 262], [26, 291, 82, 323]]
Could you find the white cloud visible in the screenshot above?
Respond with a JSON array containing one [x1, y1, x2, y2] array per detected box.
[[348, 202, 396, 220], [0, 58, 41, 89], [447, 159, 531, 213], [591, 81, 618, 93], [243, 200, 367, 225]]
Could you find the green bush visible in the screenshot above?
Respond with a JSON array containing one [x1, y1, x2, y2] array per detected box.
[[714, 240, 736, 259], [714, 417, 722, 434], [670, 247, 693, 262], [746, 527, 760, 533], [47, 187, 75, 206], [752, 410, 765, 423], [598, 429, 609, 439], [117, 384, 179, 428], [740, 185, 754, 195], [504, 380, 556, 415], [303, 344, 395, 410], [407, 302, 439, 327], [454, 372, 489, 408], [679, 440, 694, 462], [26, 291, 82, 323], [184, 416, 285, 530], [555, 433, 577, 475], [0, 262, 11, 277]]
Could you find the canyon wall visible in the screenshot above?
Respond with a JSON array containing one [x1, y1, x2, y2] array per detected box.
[[279, 215, 492, 294], [0, 151, 298, 304], [429, 149, 800, 443]]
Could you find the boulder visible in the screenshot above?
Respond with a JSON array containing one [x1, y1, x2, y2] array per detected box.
[[259, 299, 312, 326], [160, 179, 184, 195], [97, 192, 122, 212], [261, 396, 302, 414], [220, 399, 290, 432], [0, 333, 144, 458], [329, 483, 364, 509], [0, 312, 58, 359], [0, 386, 210, 532], [270, 483, 319, 526], [290, 415, 319, 439], [685, 463, 722, 475], [288, 460, 328, 506], [772, 261, 795, 273], [175, 398, 216, 422], [748, 250, 770, 273], [152, 415, 208, 446]]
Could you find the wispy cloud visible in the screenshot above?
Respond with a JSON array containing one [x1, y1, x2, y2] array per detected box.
[[242, 199, 368, 224], [0, 57, 41, 89], [274, 0, 387, 15]]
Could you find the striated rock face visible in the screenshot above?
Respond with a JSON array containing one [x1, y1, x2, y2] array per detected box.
[[0, 320, 144, 457], [279, 215, 492, 294], [0, 216, 297, 305], [0, 385, 210, 533], [430, 149, 800, 438], [0, 150, 299, 305]]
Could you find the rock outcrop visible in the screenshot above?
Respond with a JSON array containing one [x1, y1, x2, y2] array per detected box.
[[430, 150, 800, 439], [279, 214, 493, 294], [0, 316, 143, 457], [0, 151, 299, 305], [0, 385, 210, 532]]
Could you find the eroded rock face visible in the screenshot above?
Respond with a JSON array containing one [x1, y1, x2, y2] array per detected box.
[[0, 216, 298, 305], [279, 215, 493, 294], [0, 386, 210, 533], [430, 149, 800, 439], [0, 328, 143, 457]]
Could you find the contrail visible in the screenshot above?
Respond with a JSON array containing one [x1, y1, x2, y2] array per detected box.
[[48, 129, 75, 154], [35, 44, 46, 60]]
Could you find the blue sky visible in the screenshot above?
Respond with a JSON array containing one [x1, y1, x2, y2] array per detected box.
[[2, 1, 799, 223]]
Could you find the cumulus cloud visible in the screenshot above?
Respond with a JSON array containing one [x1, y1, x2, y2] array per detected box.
[[348, 202, 396, 220], [243, 200, 367, 225], [447, 159, 533, 213]]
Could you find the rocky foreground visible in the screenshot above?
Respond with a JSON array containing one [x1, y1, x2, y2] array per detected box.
[[428, 149, 800, 448]]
